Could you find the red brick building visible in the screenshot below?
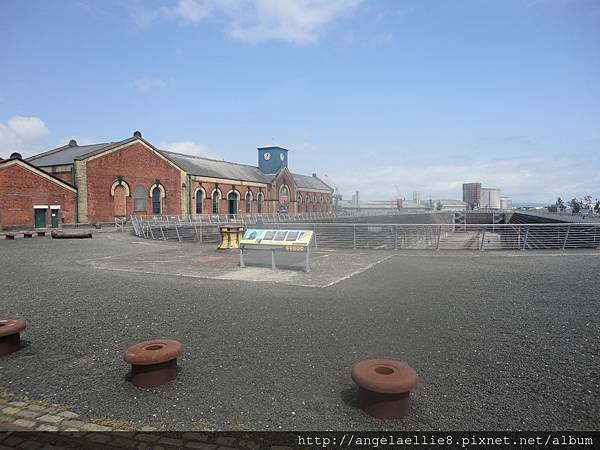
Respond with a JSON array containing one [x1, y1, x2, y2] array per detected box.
[[0, 132, 332, 229], [0, 156, 77, 229]]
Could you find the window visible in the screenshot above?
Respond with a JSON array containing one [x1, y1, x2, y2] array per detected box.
[[245, 191, 252, 214], [151, 187, 161, 215], [212, 190, 220, 214], [228, 191, 239, 216], [279, 185, 289, 211], [257, 192, 263, 213], [195, 189, 205, 214], [133, 186, 146, 212]]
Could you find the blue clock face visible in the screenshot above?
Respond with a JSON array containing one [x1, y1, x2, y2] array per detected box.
[[279, 153, 285, 161], [263, 152, 271, 160]]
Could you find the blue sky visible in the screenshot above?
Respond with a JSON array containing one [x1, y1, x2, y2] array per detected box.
[[1, 0, 599, 203]]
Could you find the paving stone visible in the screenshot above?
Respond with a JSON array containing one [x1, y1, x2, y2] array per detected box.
[[16, 410, 43, 419], [82, 423, 112, 432], [2, 406, 21, 415], [85, 433, 112, 444], [158, 437, 184, 447], [57, 411, 79, 419], [238, 440, 260, 450], [139, 426, 157, 432], [16, 441, 42, 450], [26, 405, 46, 411], [185, 443, 217, 450], [36, 424, 59, 431], [184, 433, 211, 442], [62, 428, 80, 432], [2, 436, 25, 447], [41, 408, 59, 414], [110, 437, 137, 448], [11, 419, 36, 429], [135, 434, 160, 443], [61, 420, 85, 428], [8, 401, 27, 407], [215, 437, 237, 446], [114, 432, 135, 438], [37, 414, 64, 424], [216, 447, 240, 450], [0, 445, 12, 450]]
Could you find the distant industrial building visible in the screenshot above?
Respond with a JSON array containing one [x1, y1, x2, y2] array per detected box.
[[463, 182, 510, 210], [480, 188, 501, 209], [462, 183, 481, 208]]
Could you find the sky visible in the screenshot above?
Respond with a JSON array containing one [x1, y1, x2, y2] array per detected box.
[[0, 0, 599, 203]]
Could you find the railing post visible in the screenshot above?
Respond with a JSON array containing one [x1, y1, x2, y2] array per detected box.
[[159, 224, 165, 240], [562, 224, 571, 250], [313, 224, 318, 249], [353, 224, 356, 249], [394, 225, 398, 250], [480, 226, 486, 251], [436, 225, 441, 250], [522, 225, 530, 251]]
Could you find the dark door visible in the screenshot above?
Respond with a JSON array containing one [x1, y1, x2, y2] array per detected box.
[[34, 209, 46, 228], [228, 193, 238, 216], [50, 209, 59, 228]]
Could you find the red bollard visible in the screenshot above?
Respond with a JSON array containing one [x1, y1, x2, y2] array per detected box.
[[351, 359, 418, 419], [0, 320, 27, 356], [124, 339, 184, 388]]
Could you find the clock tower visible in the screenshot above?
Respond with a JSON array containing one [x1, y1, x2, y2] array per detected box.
[[258, 145, 288, 174]]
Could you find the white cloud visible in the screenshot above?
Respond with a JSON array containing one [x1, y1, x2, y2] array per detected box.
[[160, 141, 221, 159], [330, 156, 600, 204], [136, 0, 362, 43], [0, 116, 50, 158], [134, 77, 169, 92]]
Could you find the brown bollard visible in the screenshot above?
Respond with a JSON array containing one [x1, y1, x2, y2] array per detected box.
[[351, 359, 418, 419], [0, 320, 27, 356], [124, 340, 183, 388], [5, 233, 15, 240], [23, 232, 33, 238], [37, 231, 46, 237]]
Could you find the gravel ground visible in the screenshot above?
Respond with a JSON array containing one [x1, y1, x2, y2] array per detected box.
[[1, 233, 599, 431]]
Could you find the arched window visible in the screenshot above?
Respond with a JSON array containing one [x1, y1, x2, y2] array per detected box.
[[245, 191, 252, 214], [133, 186, 146, 212], [227, 191, 239, 216], [257, 192, 264, 213], [279, 185, 289, 211], [195, 188, 205, 215], [297, 193, 302, 212], [212, 190, 220, 214], [151, 187, 161, 215]]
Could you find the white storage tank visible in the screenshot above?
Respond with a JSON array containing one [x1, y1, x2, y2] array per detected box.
[[480, 188, 501, 209]]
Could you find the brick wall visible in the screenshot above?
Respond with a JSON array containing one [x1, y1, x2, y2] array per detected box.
[[83, 142, 184, 223], [0, 163, 76, 229]]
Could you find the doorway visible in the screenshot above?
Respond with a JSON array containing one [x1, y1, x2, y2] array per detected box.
[[34, 208, 46, 228], [228, 192, 238, 216]]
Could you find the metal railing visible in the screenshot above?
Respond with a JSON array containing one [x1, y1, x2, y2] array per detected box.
[[131, 221, 600, 251]]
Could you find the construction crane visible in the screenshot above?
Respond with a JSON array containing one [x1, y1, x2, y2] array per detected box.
[[324, 174, 343, 210], [395, 185, 403, 209]]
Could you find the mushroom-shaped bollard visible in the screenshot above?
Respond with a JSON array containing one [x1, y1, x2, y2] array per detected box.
[[124, 339, 184, 388], [351, 358, 418, 419], [0, 320, 27, 356]]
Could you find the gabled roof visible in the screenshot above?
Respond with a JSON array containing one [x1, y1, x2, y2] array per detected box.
[[291, 173, 332, 192], [0, 157, 77, 191], [27, 142, 114, 167], [160, 150, 271, 183]]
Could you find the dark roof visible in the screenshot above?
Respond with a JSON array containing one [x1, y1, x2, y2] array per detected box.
[[291, 173, 332, 191], [159, 150, 271, 183], [27, 142, 114, 167]]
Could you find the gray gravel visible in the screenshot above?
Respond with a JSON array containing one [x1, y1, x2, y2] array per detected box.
[[1, 233, 599, 430]]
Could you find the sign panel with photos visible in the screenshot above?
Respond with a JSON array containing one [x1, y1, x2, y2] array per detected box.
[[240, 229, 314, 249]]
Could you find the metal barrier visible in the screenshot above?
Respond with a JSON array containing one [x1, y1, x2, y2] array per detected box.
[[131, 221, 600, 251]]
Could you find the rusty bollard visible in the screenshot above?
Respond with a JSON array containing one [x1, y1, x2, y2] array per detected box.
[[5, 233, 15, 240], [23, 232, 33, 238], [124, 340, 183, 388], [351, 359, 418, 419], [37, 231, 46, 237], [0, 320, 27, 356]]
